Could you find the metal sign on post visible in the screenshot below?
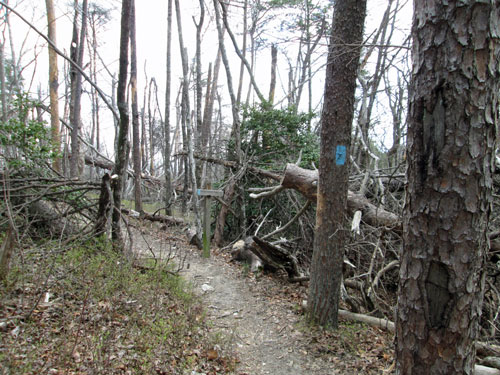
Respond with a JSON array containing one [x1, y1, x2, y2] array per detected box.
[[197, 189, 224, 197], [197, 188, 223, 258]]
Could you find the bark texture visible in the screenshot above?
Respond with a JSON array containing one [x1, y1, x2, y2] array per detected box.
[[307, 0, 366, 327], [395, 1, 500, 374]]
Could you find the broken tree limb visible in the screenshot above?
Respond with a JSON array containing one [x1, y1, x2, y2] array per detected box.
[[178, 152, 283, 182], [122, 208, 185, 226], [249, 185, 284, 199], [262, 200, 311, 240], [279, 163, 401, 230], [338, 309, 395, 332], [336, 307, 500, 373], [94, 173, 112, 236], [249, 236, 302, 279], [84, 154, 162, 185]]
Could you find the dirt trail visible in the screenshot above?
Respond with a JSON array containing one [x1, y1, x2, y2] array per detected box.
[[135, 228, 339, 375]]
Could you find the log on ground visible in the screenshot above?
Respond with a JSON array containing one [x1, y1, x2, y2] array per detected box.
[[280, 163, 401, 230], [249, 236, 302, 279]]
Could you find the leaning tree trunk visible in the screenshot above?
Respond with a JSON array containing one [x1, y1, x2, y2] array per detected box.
[[111, 0, 131, 249], [307, 0, 366, 328], [395, 1, 500, 374]]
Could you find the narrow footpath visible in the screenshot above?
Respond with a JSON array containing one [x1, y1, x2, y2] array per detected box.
[[136, 225, 392, 375]]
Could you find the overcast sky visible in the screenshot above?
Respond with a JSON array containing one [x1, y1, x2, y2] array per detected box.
[[7, 0, 411, 156]]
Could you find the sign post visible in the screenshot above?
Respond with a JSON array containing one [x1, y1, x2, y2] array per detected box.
[[196, 188, 224, 258]]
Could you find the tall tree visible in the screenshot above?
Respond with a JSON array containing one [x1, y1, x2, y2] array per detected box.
[[129, 0, 141, 213], [194, 0, 205, 186], [111, 0, 131, 248], [395, 1, 500, 373], [45, 0, 61, 172], [163, 0, 173, 215], [69, 0, 88, 178], [307, 0, 366, 327], [175, 0, 202, 243]]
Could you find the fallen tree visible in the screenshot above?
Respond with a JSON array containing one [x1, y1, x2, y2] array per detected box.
[[257, 163, 401, 230]]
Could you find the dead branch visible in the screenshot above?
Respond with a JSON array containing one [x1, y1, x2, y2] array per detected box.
[[121, 208, 185, 226], [249, 185, 284, 199], [249, 236, 302, 279], [262, 200, 311, 240], [279, 163, 401, 230]]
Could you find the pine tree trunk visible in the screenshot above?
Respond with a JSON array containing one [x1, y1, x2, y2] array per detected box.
[[307, 0, 366, 328], [395, 1, 500, 373]]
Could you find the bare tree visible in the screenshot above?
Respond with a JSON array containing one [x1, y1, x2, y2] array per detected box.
[[111, 0, 131, 248], [175, 0, 202, 243], [69, 0, 88, 178], [163, 0, 173, 214], [45, 0, 61, 172], [130, 0, 141, 213]]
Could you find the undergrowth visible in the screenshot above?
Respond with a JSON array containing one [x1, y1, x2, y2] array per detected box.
[[0, 236, 236, 374]]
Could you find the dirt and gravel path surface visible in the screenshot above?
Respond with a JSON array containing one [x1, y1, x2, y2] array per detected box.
[[134, 226, 341, 375]]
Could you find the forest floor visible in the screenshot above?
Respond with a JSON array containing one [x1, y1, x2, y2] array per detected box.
[[0, 217, 394, 375], [136, 221, 395, 375]]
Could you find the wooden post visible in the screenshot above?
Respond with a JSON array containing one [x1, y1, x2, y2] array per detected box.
[[196, 188, 223, 258]]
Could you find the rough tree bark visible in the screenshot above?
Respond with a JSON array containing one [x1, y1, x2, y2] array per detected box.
[[395, 1, 500, 373], [307, 0, 366, 328]]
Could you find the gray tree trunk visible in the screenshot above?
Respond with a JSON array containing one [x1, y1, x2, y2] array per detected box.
[[45, 0, 61, 173], [163, 0, 173, 215], [69, 0, 88, 178], [130, 0, 142, 213], [111, 0, 131, 249]]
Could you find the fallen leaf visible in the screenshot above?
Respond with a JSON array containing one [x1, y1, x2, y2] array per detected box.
[[206, 349, 218, 360]]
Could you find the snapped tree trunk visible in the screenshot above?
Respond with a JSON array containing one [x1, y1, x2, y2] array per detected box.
[[307, 0, 366, 328], [395, 1, 500, 373]]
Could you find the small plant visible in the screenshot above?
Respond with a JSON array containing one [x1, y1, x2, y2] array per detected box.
[[0, 93, 59, 170]]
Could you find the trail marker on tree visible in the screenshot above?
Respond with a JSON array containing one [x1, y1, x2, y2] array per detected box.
[[197, 188, 223, 258]]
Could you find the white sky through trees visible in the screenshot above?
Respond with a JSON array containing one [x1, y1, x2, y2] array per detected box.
[[6, 0, 411, 158]]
